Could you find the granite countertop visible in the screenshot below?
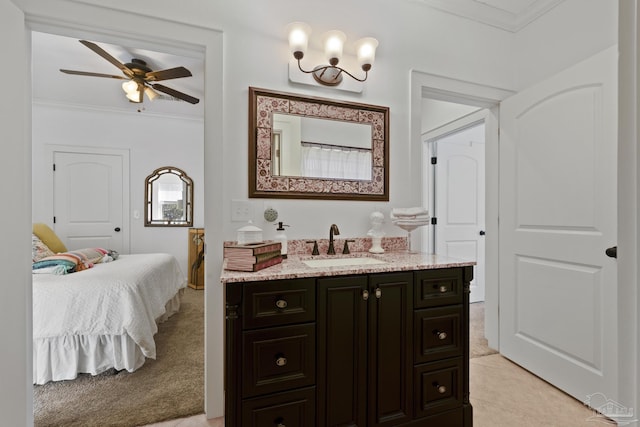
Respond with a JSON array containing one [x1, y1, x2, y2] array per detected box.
[[220, 251, 476, 284]]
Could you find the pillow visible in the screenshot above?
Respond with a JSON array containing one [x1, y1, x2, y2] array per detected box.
[[32, 223, 67, 254], [32, 234, 54, 262], [68, 248, 108, 265]]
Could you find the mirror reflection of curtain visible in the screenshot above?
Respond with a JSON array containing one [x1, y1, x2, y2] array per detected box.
[[301, 146, 372, 180]]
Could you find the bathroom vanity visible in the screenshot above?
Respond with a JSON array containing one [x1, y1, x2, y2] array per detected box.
[[221, 251, 474, 427]]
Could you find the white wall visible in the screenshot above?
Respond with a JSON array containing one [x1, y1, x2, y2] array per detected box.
[[514, 0, 617, 90], [31, 103, 204, 274], [0, 2, 31, 425], [421, 98, 480, 134]]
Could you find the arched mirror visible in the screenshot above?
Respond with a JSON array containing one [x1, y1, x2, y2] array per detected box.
[[145, 166, 193, 227]]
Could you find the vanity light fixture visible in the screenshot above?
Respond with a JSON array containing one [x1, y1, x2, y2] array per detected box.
[[286, 22, 378, 86]]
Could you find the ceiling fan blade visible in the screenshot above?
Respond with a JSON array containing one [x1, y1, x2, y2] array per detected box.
[[145, 66, 192, 82], [152, 84, 200, 105], [60, 69, 127, 79], [79, 40, 133, 77]]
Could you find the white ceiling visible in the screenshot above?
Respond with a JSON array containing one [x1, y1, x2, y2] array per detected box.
[[406, 0, 565, 32], [32, 32, 205, 119]]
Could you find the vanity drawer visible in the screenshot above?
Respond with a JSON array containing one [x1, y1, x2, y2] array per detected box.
[[414, 269, 463, 308], [413, 358, 463, 418], [242, 323, 316, 398], [243, 278, 316, 329], [414, 306, 463, 363], [241, 387, 316, 427]]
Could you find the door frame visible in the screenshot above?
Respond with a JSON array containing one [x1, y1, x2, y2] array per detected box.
[[617, 0, 639, 416], [45, 145, 131, 253], [17, 2, 225, 421], [411, 70, 513, 348]]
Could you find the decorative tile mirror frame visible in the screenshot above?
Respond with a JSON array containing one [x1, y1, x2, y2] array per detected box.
[[248, 87, 389, 200]]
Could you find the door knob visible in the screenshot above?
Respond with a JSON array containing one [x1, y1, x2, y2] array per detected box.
[[479, 230, 485, 236], [605, 246, 617, 258], [114, 227, 121, 232]]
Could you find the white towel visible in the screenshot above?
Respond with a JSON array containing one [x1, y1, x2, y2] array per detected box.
[[391, 207, 429, 218]]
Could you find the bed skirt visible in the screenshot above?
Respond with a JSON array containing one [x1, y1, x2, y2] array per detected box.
[[33, 289, 183, 385]]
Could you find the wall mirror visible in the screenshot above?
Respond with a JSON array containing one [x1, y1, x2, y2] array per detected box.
[[145, 166, 193, 227], [249, 87, 389, 200]]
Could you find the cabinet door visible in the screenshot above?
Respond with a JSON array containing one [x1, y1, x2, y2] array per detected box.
[[368, 272, 413, 427], [317, 275, 368, 427]]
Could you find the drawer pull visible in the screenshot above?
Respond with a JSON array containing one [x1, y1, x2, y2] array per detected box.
[[275, 299, 288, 309], [275, 356, 288, 367], [434, 383, 447, 394], [363, 290, 369, 301], [439, 285, 448, 293], [435, 331, 447, 340]]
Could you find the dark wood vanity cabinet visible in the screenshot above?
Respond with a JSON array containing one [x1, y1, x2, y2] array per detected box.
[[224, 266, 473, 427]]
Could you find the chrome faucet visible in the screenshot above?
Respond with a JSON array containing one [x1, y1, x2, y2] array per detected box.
[[328, 224, 340, 255]]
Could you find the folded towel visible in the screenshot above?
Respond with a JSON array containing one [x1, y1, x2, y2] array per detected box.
[[391, 207, 429, 218]]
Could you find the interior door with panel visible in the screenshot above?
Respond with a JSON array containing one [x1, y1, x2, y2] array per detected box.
[[53, 149, 129, 253], [499, 46, 618, 402], [434, 124, 486, 303]]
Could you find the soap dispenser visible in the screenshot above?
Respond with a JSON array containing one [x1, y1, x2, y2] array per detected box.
[[274, 222, 290, 258]]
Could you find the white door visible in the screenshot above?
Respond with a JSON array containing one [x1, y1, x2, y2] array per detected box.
[[434, 124, 486, 302], [500, 46, 618, 402], [53, 150, 129, 253]]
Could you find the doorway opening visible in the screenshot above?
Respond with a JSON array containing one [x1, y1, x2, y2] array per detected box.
[[30, 27, 207, 425]]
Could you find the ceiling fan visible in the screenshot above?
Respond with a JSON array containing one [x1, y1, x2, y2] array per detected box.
[[60, 39, 200, 105]]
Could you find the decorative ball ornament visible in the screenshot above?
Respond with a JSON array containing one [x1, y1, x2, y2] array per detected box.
[[264, 207, 279, 222]]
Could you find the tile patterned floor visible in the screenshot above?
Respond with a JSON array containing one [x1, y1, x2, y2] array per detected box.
[[145, 354, 600, 427]]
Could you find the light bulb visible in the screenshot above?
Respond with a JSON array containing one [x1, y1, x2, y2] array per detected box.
[[322, 30, 346, 66], [355, 37, 378, 71], [286, 22, 311, 60], [121, 80, 138, 94]]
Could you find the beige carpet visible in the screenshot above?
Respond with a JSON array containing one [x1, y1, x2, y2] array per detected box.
[[33, 288, 204, 427], [470, 301, 498, 359]]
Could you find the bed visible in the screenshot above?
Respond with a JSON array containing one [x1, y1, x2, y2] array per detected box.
[[31, 227, 187, 385]]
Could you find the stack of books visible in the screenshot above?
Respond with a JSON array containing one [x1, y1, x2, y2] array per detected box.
[[223, 241, 282, 272]]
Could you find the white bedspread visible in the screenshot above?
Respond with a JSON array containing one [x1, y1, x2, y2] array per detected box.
[[33, 253, 186, 384]]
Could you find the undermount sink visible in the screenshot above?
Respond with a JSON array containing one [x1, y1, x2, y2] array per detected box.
[[302, 257, 388, 268]]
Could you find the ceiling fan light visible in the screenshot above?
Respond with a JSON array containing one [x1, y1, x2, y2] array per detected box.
[[144, 86, 159, 101], [122, 80, 138, 94], [126, 90, 142, 103]]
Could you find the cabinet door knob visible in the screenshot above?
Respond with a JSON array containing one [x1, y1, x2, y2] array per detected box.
[[275, 356, 288, 367], [433, 383, 447, 394], [274, 416, 286, 427], [362, 290, 369, 300], [275, 299, 288, 309], [375, 288, 382, 299], [435, 331, 447, 340]]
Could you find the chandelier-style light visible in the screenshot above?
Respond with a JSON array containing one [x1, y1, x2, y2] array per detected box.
[[287, 22, 378, 86]]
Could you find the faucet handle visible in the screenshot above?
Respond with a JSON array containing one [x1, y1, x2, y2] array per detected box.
[[342, 239, 355, 255], [306, 240, 320, 256]]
